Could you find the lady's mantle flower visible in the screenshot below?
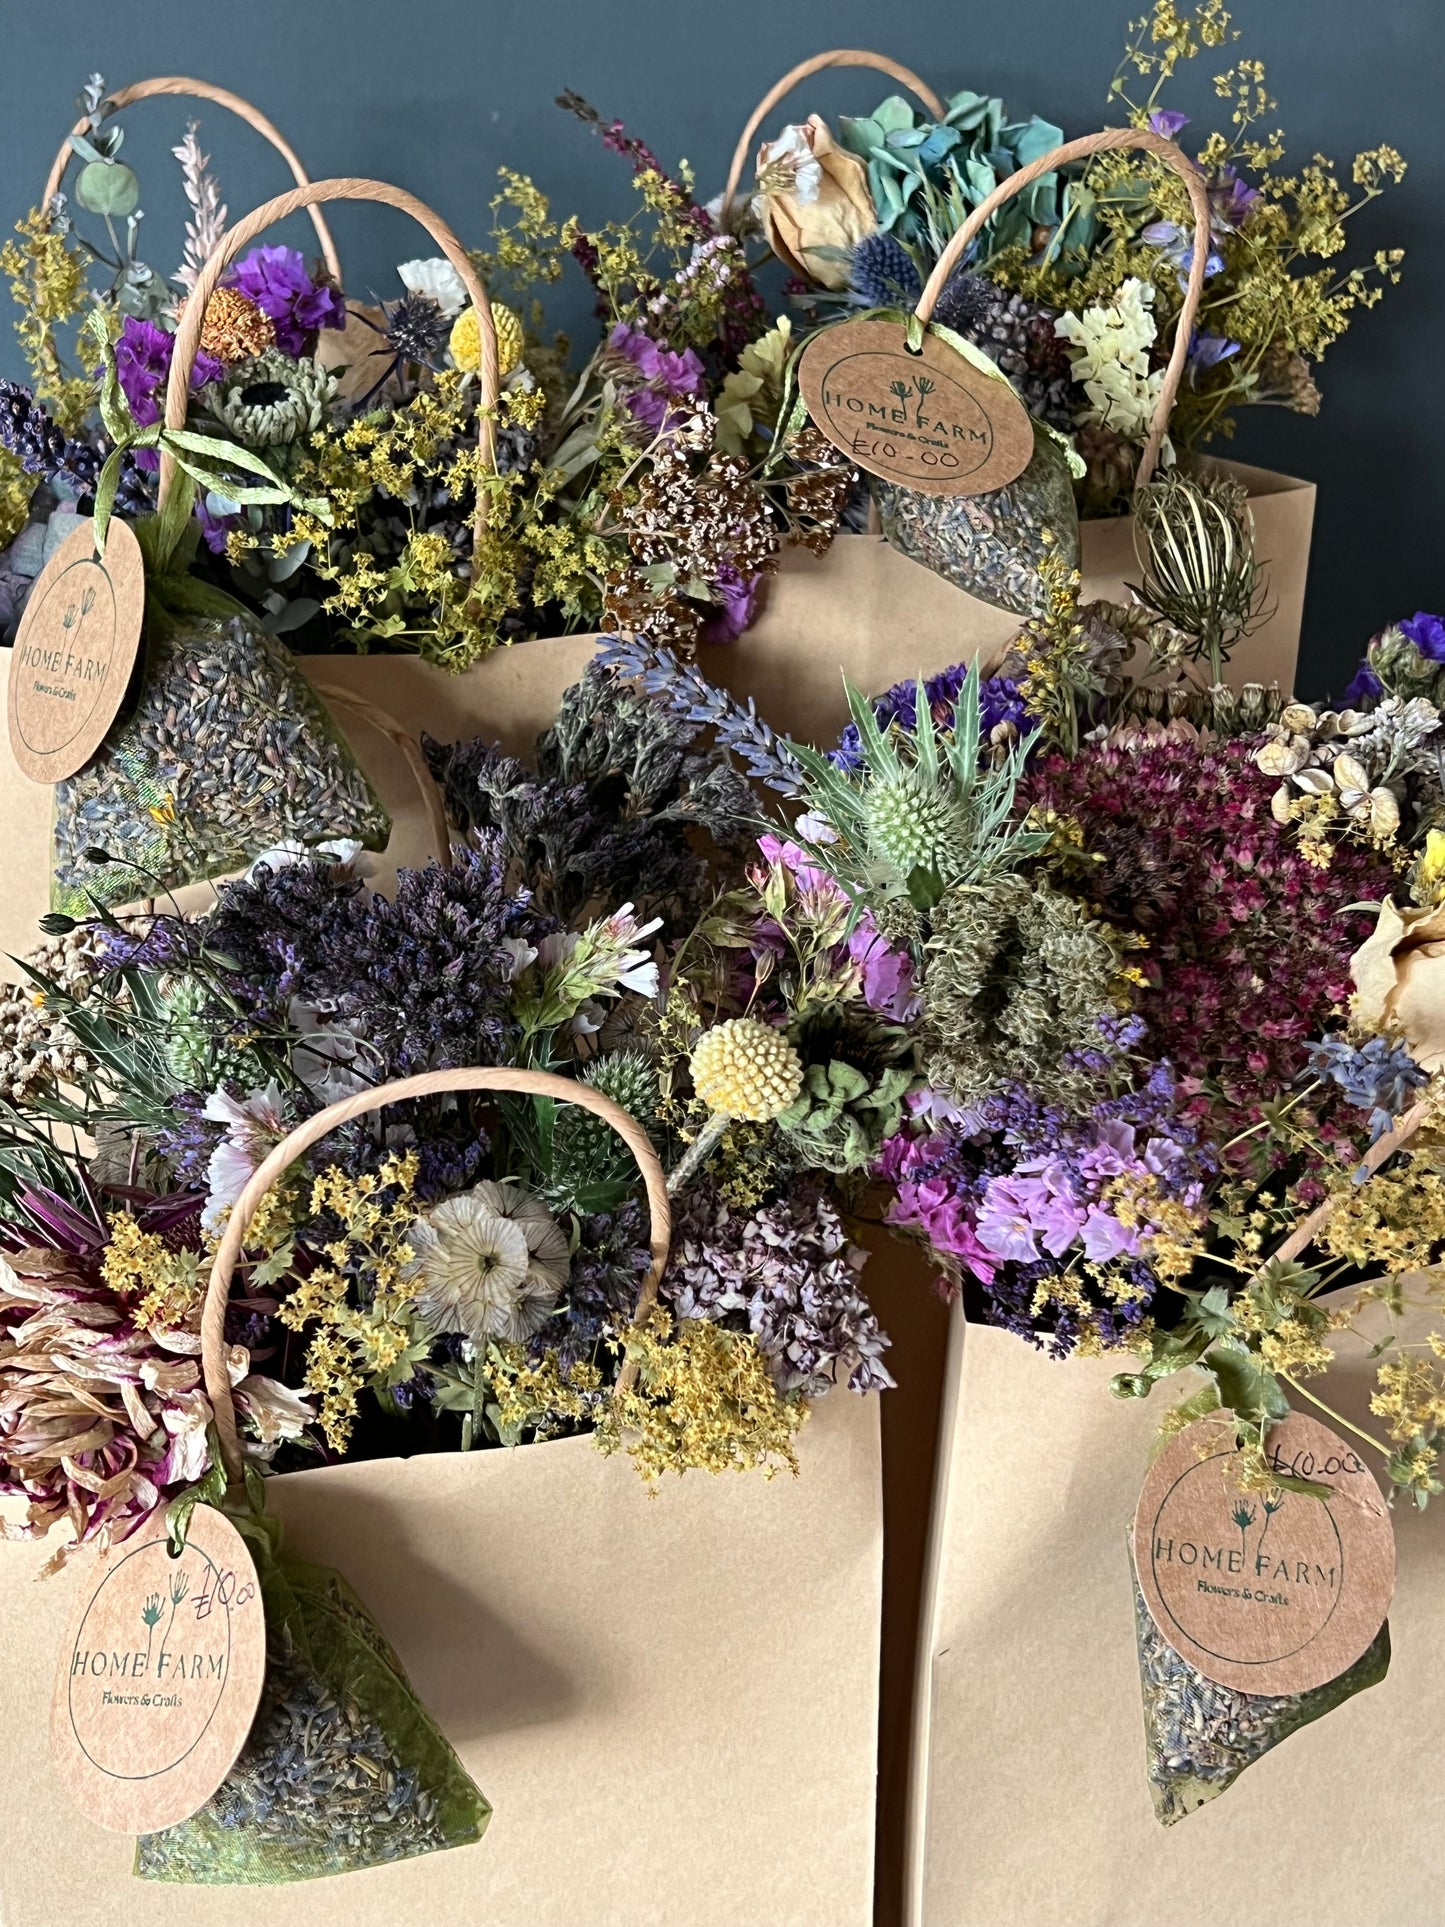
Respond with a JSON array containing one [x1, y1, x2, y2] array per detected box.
[[690, 1017, 804, 1123], [407, 1180, 571, 1344], [228, 244, 346, 356]]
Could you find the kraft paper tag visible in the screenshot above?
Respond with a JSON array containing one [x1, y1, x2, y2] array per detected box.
[[797, 317, 1034, 498], [7, 517, 144, 783], [1133, 1413, 1395, 1697], [50, 1505, 266, 1834]]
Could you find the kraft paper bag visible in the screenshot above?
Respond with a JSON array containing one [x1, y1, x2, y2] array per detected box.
[[904, 1298, 1445, 1927], [0, 1386, 881, 1927]]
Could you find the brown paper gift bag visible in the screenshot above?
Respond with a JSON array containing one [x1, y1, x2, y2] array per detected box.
[[0, 1064, 883, 1924], [903, 1294, 1442, 1927], [723, 58, 1315, 695]]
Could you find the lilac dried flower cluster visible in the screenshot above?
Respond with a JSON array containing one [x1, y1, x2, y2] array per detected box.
[[667, 1179, 892, 1395]]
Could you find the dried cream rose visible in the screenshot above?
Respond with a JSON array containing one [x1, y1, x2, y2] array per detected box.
[[1351, 898, 1445, 1070], [754, 117, 876, 291]]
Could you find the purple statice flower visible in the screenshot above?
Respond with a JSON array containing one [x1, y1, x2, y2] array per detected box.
[[607, 321, 707, 434], [667, 1177, 893, 1395], [831, 663, 1033, 771], [1148, 109, 1191, 140], [1400, 611, 1445, 662], [1303, 1034, 1429, 1143], [700, 564, 763, 644], [847, 923, 920, 1024], [879, 1064, 1215, 1355], [228, 245, 346, 356], [113, 318, 225, 470]]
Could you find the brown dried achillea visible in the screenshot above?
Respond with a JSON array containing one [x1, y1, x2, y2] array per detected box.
[[186, 285, 276, 363]]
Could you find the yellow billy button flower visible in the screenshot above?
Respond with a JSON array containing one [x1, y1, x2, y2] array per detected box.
[[449, 301, 524, 378], [689, 1017, 803, 1123]]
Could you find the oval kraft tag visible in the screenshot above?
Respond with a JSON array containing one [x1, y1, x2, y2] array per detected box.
[[50, 1505, 265, 1834], [1133, 1413, 1395, 1697], [797, 317, 1035, 498], [7, 517, 145, 784]]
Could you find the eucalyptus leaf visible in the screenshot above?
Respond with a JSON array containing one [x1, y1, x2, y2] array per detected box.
[[264, 598, 322, 636], [75, 158, 139, 218]]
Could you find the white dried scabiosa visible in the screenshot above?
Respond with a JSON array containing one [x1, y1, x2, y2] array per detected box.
[[406, 1179, 571, 1345], [211, 347, 337, 447]]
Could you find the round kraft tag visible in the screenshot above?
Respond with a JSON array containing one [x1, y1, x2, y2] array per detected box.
[[50, 1505, 266, 1834], [797, 317, 1035, 497], [1133, 1413, 1395, 1697], [7, 516, 145, 783]]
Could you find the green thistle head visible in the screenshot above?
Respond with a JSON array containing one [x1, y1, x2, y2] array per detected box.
[[781, 667, 1046, 913]]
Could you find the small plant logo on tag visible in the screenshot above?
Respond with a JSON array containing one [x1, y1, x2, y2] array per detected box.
[[7, 516, 145, 784]]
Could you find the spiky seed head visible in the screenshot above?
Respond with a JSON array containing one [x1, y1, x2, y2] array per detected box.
[[863, 769, 965, 884]]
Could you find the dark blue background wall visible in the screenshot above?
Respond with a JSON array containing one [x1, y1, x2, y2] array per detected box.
[[0, 0, 1437, 695]]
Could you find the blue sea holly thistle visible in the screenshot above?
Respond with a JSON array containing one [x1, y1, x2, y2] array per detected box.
[[781, 668, 1047, 914]]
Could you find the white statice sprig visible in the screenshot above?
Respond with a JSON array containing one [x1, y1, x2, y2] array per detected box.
[[1055, 277, 1171, 448]]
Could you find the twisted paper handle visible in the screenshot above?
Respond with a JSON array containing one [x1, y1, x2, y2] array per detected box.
[[159, 177, 500, 555], [43, 76, 342, 284], [722, 49, 945, 223], [202, 1068, 670, 1476], [915, 127, 1215, 488]]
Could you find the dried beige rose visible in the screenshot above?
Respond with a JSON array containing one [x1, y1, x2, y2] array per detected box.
[[1351, 898, 1445, 1070], [754, 117, 876, 291]]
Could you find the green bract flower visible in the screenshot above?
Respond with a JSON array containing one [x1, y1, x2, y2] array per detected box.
[[212, 347, 336, 448]]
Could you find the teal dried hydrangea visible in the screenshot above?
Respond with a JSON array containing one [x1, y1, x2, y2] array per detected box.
[[922, 875, 1125, 1110]]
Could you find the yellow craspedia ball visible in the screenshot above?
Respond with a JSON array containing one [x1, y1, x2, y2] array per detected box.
[[449, 301, 523, 378], [689, 1018, 804, 1124]]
